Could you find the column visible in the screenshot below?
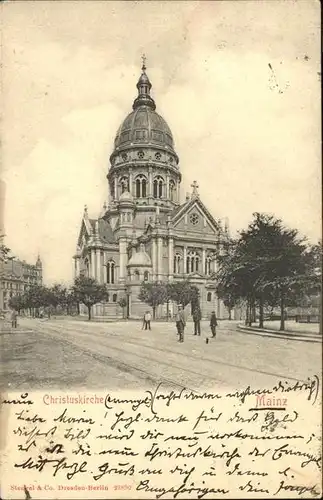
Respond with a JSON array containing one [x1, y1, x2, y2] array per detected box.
[[152, 238, 157, 280], [91, 249, 96, 278], [74, 258, 80, 278], [148, 168, 153, 198], [157, 237, 163, 281], [168, 237, 174, 280], [129, 168, 133, 194], [103, 252, 107, 283], [183, 246, 187, 275], [165, 174, 169, 199], [202, 248, 206, 275], [114, 175, 118, 200], [96, 249, 101, 283], [176, 181, 180, 203], [119, 238, 127, 282]]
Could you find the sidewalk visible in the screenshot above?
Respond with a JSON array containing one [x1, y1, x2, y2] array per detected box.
[[0, 320, 32, 334], [238, 321, 321, 343]]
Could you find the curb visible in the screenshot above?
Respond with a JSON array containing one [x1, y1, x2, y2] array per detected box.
[[237, 325, 322, 343]]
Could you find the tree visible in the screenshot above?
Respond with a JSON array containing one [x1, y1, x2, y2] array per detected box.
[[8, 295, 26, 313], [167, 280, 197, 308], [72, 276, 108, 320], [215, 213, 311, 331], [118, 296, 127, 319], [138, 282, 167, 319]]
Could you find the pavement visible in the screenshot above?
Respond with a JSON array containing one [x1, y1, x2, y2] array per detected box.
[[238, 324, 322, 343], [1, 318, 321, 394]]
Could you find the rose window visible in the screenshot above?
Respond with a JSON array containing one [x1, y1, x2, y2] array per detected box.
[[189, 213, 199, 226], [138, 151, 144, 159], [155, 152, 161, 160]]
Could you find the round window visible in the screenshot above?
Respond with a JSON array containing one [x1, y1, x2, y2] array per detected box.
[[138, 151, 144, 159], [155, 152, 161, 160], [189, 213, 199, 226]]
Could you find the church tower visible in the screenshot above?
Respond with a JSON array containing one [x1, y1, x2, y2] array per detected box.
[[74, 59, 230, 320], [106, 57, 181, 226]]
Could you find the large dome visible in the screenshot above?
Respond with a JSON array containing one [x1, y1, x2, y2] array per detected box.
[[114, 106, 175, 152]]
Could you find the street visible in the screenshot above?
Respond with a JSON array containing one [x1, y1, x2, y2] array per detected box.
[[1, 318, 321, 393]]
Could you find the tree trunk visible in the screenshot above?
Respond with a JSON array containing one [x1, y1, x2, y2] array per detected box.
[[245, 301, 249, 326], [152, 306, 156, 320], [77, 302, 80, 315], [251, 301, 256, 323], [247, 300, 252, 327], [228, 308, 232, 320], [259, 295, 264, 328], [87, 305, 91, 321], [279, 291, 285, 331], [166, 300, 169, 321]]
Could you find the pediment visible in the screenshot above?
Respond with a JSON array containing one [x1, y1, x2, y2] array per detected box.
[[172, 198, 220, 236]]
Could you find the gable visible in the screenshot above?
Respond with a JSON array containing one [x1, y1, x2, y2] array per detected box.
[[77, 218, 93, 247], [172, 198, 220, 236]]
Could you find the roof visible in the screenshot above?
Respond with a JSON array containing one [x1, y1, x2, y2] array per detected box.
[[98, 218, 116, 244], [128, 251, 152, 267]]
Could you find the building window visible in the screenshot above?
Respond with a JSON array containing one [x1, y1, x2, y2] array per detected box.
[[207, 292, 212, 302], [205, 256, 212, 275], [107, 261, 115, 284], [169, 180, 175, 201], [186, 251, 199, 274], [137, 150, 145, 159], [134, 269, 140, 281], [106, 293, 109, 302], [189, 213, 199, 226], [144, 271, 149, 281], [155, 152, 161, 161], [173, 254, 181, 274], [112, 293, 117, 302], [120, 176, 129, 193], [135, 175, 147, 198], [153, 176, 164, 198]]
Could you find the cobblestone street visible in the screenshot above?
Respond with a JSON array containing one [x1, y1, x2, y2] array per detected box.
[[1, 318, 321, 393]]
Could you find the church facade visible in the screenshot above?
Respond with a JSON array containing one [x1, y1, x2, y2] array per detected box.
[[73, 62, 231, 320]]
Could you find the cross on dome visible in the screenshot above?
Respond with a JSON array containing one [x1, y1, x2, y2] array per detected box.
[[141, 54, 147, 72]]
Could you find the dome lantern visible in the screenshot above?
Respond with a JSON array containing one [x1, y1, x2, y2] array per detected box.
[[132, 55, 156, 111]]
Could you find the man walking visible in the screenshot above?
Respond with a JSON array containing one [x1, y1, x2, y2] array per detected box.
[[144, 311, 151, 330], [175, 305, 186, 342], [11, 309, 18, 328], [192, 308, 201, 336], [210, 310, 218, 338]]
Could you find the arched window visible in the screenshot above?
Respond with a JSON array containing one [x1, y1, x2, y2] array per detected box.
[[207, 292, 212, 302], [106, 261, 115, 284], [153, 176, 164, 198], [112, 293, 117, 302], [186, 251, 200, 274], [205, 256, 212, 275], [120, 176, 129, 193], [144, 271, 149, 281], [173, 254, 181, 274], [135, 175, 147, 198], [85, 259, 89, 277], [169, 180, 175, 201], [106, 293, 109, 302], [134, 269, 140, 281]]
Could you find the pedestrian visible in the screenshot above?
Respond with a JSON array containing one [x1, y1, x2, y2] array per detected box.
[[210, 310, 218, 338], [144, 311, 152, 330], [192, 308, 201, 336], [11, 309, 18, 328], [175, 305, 186, 342]]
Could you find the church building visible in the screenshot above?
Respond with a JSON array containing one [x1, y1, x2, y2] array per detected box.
[[73, 61, 231, 320]]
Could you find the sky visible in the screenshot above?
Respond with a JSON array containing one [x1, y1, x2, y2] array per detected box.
[[1, 0, 321, 284]]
